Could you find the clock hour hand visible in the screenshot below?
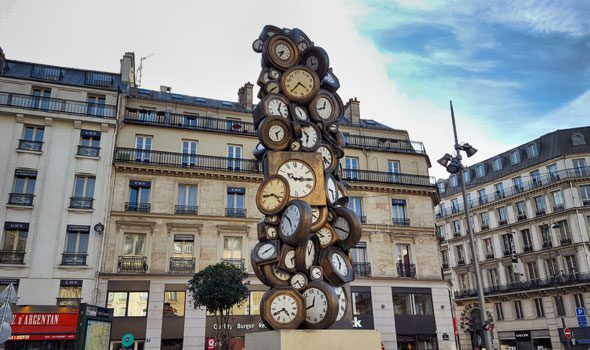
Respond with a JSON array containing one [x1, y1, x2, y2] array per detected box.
[[285, 215, 293, 227], [263, 193, 280, 200], [306, 296, 316, 310]]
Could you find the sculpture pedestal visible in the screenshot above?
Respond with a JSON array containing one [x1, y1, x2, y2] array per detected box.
[[245, 329, 381, 350]]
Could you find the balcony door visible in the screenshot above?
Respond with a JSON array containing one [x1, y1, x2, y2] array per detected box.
[[181, 140, 198, 166], [135, 135, 152, 162], [227, 145, 242, 170], [388, 160, 400, 182], [344, 157, 358, 180], [396, 243, 411, 276]]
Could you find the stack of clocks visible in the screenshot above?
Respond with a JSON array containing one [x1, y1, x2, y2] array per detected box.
[[250, 25, 362, 330]]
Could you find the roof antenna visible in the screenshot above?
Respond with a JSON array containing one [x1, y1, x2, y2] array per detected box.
[[136, 53, 154, 87]]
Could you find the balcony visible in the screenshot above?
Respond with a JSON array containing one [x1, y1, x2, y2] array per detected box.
[[583, 199, 590, 207], [560, 237, 572, 245], [8, 193, 34, 206], [0, 91, 117, 118], [494, 191, 505, 200], [125, 202, 151, 212], [451, 206, 460, 214], [523, 244, 533, 252], [397, 263, 416, 278], [114, 147, 261, 173], [70, 197, 94, 210], [442, 263, 449, 269], [221, 258, 245, 270], [517, 214, 527, 221], [18, 139, 43, 152], [392, 218, 410, 226], [542, 240, 553, 249], [353, 262, 371, 277], [498, 219, 508, 226], [175, 205, 198, 215], [124, 108, 257, 135], [486, 253, 495, 260], [453, 232, 461, 238], [118, 256, 148, 273], [61, 252, 87, 266], [226, 208, 246, 218], [478, 196, 488, 205], [480, 224, 489, 231], [514, 185, 524, 194], [343, 134, 426, 155], [457, 259, 465, 266], [169, 257, 196, 274], [536, 208, 546, 216], [56, 298, 81, 307], [553, 204, 565, 212], [503, 249, 511, 257], [77, 145, 100, 157], [360, 216, 367, 224], [0, 250, 25, 264], [341, 169, 435, 188]]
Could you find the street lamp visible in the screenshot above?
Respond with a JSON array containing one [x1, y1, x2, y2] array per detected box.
[[440, 101, 493, 350], [548, 222, 571, 350]]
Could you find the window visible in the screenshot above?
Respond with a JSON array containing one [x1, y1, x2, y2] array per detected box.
[[344, 157, 359, 179], [459, 274, 469, 290], [531, 170, 542, 186], [396, 244, 412, 277], [564, 255, 578, 275], [63, 225, 89, 265], [466, 193, 473, 208], [545, 258, 558, 277], [463, 169, 471, 183], [455, 245, 465, 264], [497, 207, 508, 225], [452, 220, 461, 236], [449, 175, 458, 187], [31, 87, 51, 109], [351, 242, 368, 264], [227, 145, 242, 170], [487, 269, 499, 286], [527, 143, 539, 158], [392, 291, 433, 316], [480, 212, 490, 230], [86, 95, 106, 116], [437, 225, 446, 240], [123, 233, 146, 256], [510, 150, 521, 165], [521, 229, 533, 251], [230, 291, 265, 315], [516, 201, 527, 220], [223, 236, 242, 260], [226, 187, 245, 217], [513, 176, 523, 192], [527, 262, 539, 281], [534, 298, 544, 317], [534, 196, 546, 215], [135, 135, 152, 162], [78, 130, 101, 157], [177, 184, 198, 214], [128, 181, 151, 212], [540, 224, 552, 248], [388, 160, 400, 182], [183, 114, 198, 128], [352, 290, 372, 316], [495, 302, 504, 321], [484, 238, 494, 257], [19, 125, 44, 151], [547, 163, 559, 180], [514, 300, 523, 319], [555, 296, 565, 316], [451, 199, 460, 213], [1, 222, 29, 264], [172, 235, 194, 257], [501, 233, 514, 255], [555, 220, 571, 244], [552, 191, 564, 211], [476, 164, 485, 178], [181, 140, 198, 166], [225, 117, 242, 132], [348, 197, 363, 221], [506, 265, 516, 283], [71, 175, 95, 209], [9, 169, 37, 206], [478, 189, 487, 205], [492, 158, 503, 172], [494, 183, 505, 199], [441, 250, 449, 267], [573, 159, 587, 176], [163, 291, 186, 317], [580, 185, 590, 206], [437, 180, 446, 194], [107, 291, 149, 317], [58, 282, 82, 306], [391, 199, 408, 226], [574, 294, 585, 309]]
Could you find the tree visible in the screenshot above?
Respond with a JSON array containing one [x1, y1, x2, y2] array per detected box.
[[188, 263, 249, 350]]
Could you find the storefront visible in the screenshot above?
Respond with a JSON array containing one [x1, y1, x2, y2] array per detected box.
[[559, 327, 590, 350], [498, 330, 552, 350], [6, 306, 79, 350], [392, 287, 439, 350]]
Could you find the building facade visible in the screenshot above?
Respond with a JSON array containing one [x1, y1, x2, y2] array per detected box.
[[435, 127, 590, 350], [0, 55, 131, 348]]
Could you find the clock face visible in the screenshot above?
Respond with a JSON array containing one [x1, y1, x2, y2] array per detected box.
[[310, 266, 322, 280], [273, 264, 291, 282], [275, 43, 291, 60], [291, 141, 301, 151], [280, 204, 301, 237], [268, 98, 289, 118], [285, 250, 296, 270], [270, 294, 299, 324], [316, 145, 335, 172], [265, 81, 280, 94], [301, 124, 321, 151], [267, 226, 278, 239], [298, 42, 308, 52], [303, 287, 328, 324], [252, 39, 264, 53], [315, 96, 333, 120], [305, 55, 319, 71], [269, 68, 281, 80], [326, 176, 338, 204], [335, 287, 347, 321], [290, 273, 307, 290], [294, 105, 309, 122], [331, 253, 349, 276], [258, 177, 288, 214], [269, 124, 286, 142], [258, 243, 276, 259], [316, 225, 335, 247], [333, 217, 350, 241], [278, 160, 316, 198], [284, 69, 315, 99]]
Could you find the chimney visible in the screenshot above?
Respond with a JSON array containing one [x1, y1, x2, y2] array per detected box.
[[344, 98, 360, 125], [238, 82, 254, 110], [120, 52, 136, 88], [160, 85, 171, 93]]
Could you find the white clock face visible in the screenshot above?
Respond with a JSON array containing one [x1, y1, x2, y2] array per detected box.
[[267, 226, 278, 239], [285, 250, 296, 270], [316, 227, 333, 246], [278, 161, 315, 198], [316, 146, 333, 170], [326, 177, 337, 203], [280, 205, 301, 237], [269, 69, 280, 80], [335, 287, 346, 321], [270, 294, 298, 324], [291, 141, 301, 151], [273, 264, 291, 281], [333, 217, 350, 241], [311, 267, 322, 280], [268, 98, 289, 118], [262, 72, 271, 84], [306, 56, 319, 70], [275, 43, 291, 60], [305, 240, 315, 269], [324, 72, 335, 84], [315, 97, 333, 119], [291, 273, 306, 289], [303, 287, 328, 324], [294, 106, 308, 121], [331, 253, 348, 276], [298, 42, 308, 51], [269, 124, 286, 142], [301, 125, 319, 149], [311, 207, 320, 225], [258, 243, 276, 259]]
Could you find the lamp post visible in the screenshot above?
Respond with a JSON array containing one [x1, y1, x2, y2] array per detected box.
[[438, 101, 493, 350], [548, 223, 571, 350]]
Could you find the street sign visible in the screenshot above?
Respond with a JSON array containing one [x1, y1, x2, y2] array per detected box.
[[122, 333, 135, 348], [578, 316, 587, 328], [576, 307, 586, 316], [564, 328, 572, 340]]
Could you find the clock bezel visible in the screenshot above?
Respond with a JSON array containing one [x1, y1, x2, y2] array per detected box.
[[263, 34, 300, 70], [319, 246, 354, 287], [301, 280, 339, 329], [278, 199, 313, 246], [256, 174, 290, 215], [253, 240, 281, 265], [295, 235, 320, 272], [278, 244, 297, 273], [261, 263, 293, 287], [280, 65, 320, 104], [299, 122, 322, 152], [332, 206, 362, 250], [316, 143, 338, 174], [315, 223, 338, 249], [260, 287, 305, 330], [259, 115, 292, 152], [309, 89, 340, 126], [300, 46, 330, 79], [310, 206, 328, 232]]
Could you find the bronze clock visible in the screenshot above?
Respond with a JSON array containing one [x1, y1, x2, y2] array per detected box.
[[301, 280, 339, 329], [256, 175, 290, 215], [259, 116, 292, 151], [260, 287, 305, 330], [263, 34, 299, 70], [280, 65, 320, 104]]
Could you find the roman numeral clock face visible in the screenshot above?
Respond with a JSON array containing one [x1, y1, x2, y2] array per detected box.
[[278, 160, 315, 198]]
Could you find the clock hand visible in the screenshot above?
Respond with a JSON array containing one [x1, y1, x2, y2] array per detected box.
[[307, 245, 313, 254], [285, 215, 293, 228], [262, 247, 273, 255], [278, 50, 285, 57], [306, 296, 316, 310], [263, 193, 280, 199], [275, 130, 282, 139], [337, 257, 342, 270]]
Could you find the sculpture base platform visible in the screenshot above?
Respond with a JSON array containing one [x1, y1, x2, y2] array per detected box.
[[245, 329, 381, 350]]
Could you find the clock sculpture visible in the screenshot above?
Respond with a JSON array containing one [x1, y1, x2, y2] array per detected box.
[[251, 25, 362, 331]]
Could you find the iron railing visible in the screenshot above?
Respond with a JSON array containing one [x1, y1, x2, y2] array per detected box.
[[124, 108, 257, 135], [114, 147, 261, 173], [56, 298, 82, 307], [397, 263, 416, 278], [8, 193, 34, 206], [485, 253, 495, 260], [169, 257, 196, 274], [0, 91, 117, 118], [392, 218, 411, 226], [70, 197, 94, 209], [175, 205, 198, 215], [536, 208, 546, 216], [125, 202, 151, 212], [221, 258, 245, 270], [77, 145, 100, 157], [560, 237, 572, 245], [342, 169, 435, 187], [18, 139, 43, 152], [457, 259, 465, 266], [442, 263, 449, 269], [343, 134, 426, 154], [517, 214, 527, 221], [353, 262, 371, 277], [226, 208, 246, 218], [523, 244, 533, 252], [61, 252, 87, 266], [542, 240, 553, 249], [118, 256, 148, 273], [0, 250, 25, 264]]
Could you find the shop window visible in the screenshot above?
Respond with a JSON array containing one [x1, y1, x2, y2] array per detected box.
[[107, 291, 149, 317], [352, 290, 372, 315], [392, 292, 433, 316], [163, 291, 186, 317]]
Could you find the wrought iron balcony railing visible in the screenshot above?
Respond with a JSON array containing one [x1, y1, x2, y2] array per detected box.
[[341, 169, 435, 187], [343, 134, 426, 155], [542, 240, 553, 249], [553, 204, 565, 212], [0, 250, 25, 264], [560, 237, 572, 245], [169, 257, 196, 274], [397, 263, 416, 278], [61, 252, 87, 266], [457, 259, 465, 266], [536, 208, 546, 216], [226, 208, 246, 218], [125, 202, 151, 212], [8, 193, 34, 206], [523, 244, 533, 252], [583, 199, 590, 207], [442, 263, 449, 269], [221, 258, 245, 270], [18, 139, 43, 152], [485, 253, 495, 260], [353, 262, 371, 277], [56, 298, 82, 307], [481, 224, 489, 230], [392, 218, 410, 226], [175, 205, 198, 215], [0, 91, 117, 118], [118, 256, 148, 273], [70, 197, 94, 209], [517, 214, 527, 221], [77, 145, 100, 157], [498, 219, 508, 226]]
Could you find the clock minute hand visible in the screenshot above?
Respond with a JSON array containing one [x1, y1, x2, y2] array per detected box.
[[306, 296, 316, 310]]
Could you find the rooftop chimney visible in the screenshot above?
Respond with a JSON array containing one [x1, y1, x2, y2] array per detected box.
[[120, 52, 136, 88], [238, 82, 254, 111], [160, 85, 171, 93], [344, 98, 360, 125]]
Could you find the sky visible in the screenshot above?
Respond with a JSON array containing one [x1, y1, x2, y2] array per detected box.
[[1, 0, 588, 179]]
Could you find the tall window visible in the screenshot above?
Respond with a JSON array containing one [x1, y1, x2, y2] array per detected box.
[[564, 255, 578, 275], [484, 238, 494, 257], [449, 175, 458, 187], [539, 224, 552, 248], [463, 169, 471, 183], [579, 185, 590, 206], [521, 229, 533, 251], [391, 199, 407, 226], [348, 197, 363, 221], [495, 302, 504, 320], [513, 176, 523, 192], [63, 225, 90, 265], [514, 300, 524, 319], [492, 158, 503, 172], [555, 296, 565, 316], [32, 87, 51, 109], [163, 291, 186, 317], [545, 258, 558, 277], [531, 170, 542, 186], [20, 125, 44, 151], [459, 274, 469, 290], [172, 235, 194, 257], [552, 191, 564, 210], [128, 181, 151, 212], [494, 182, 505, 199], [487, 269, 499, 286], [534, 298, 545, 317], [58, 281, 82, 306], [574, 294, 585, 309], [455, 245, 465, 264], [226, 187, 245, 217], [107, 291, 149, 317], [181, 140, 198, 166], [478, 189, 487, 204], [344, 157, 359, 179], [527, 262, 539, 281], [573, 159, 587, 176], [1, 223, 29, 264], [227, 145, 242, 170], [476, 164, 485, 178], [177, 184, 198, 214], [223, 237, 242, 260], [452, 220, 461, 236], [396, 244, 411, 267], [516, 201, 527, 219], [555, 220, 571, 243], [86, 95, 106, 116], [526, 143, 539, 158], [135, 135, 152, 162], [506, 265, 516, 283], [534, 196, 546, 214], [351, 242, 368, 264], [480, 212, 490, 229], [78, 130, 101, 157], [10, 169, 36, 206], [451, 199, 460, 213], [501, 234, 514, 255], [510, 150, 521, 165], [72, 175, 95, 209], [183, 114, 198, 128], [547, 163, 559, 180], [123, 233, 146, 256], [497, 207, 508, 225], [441, 250, 449, 267], [437, 181, 446, 194], [352, 289, 372, 316], [388, 160, 400, 182]]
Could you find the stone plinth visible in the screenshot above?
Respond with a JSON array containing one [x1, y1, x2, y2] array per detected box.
[[245, 329, 381, 350]]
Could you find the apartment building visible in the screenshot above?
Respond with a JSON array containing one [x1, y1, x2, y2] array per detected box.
[[435, 127, 590, 350], [0, 54, 131, 349]]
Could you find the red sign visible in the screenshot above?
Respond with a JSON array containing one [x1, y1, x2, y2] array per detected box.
[[206, 337, 216, 350], [10, 312, 78, 341], [453, 318, 458, 336], [564, 328, 572, 340]]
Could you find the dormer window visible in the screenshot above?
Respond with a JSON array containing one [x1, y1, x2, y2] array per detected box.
[[492, 158, 503, 172], [476, 164, 485, 178], [450, 175, 458, 187], [463, 170, 471, 183], [526, 143, 539, 158], [572, 133, 586, 146], [437, 181, 446, 194], [510, 150, 521, 165]]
